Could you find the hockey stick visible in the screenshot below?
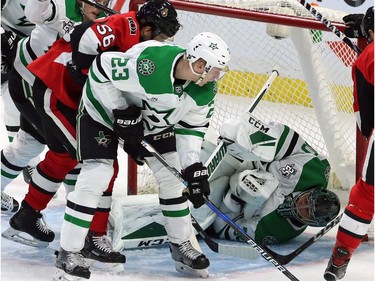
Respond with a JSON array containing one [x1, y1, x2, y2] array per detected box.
[[262, 213, 343, 265], [297, 0, 362, 54], [81, 0, 119, 15], [208, 68, 279, 173], [140, 140, 300, 281], [191, 216, 259, 260]]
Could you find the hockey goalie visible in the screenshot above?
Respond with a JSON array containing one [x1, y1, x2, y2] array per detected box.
[[109, 112, 340, 250]]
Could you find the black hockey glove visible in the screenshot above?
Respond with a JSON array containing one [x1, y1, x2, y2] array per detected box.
[[67, 60, 88, 86], [182, 162, 210, 209], [113, 105, 144, 145], [1, 29, 19, 76], [342, 13, 365, 38]]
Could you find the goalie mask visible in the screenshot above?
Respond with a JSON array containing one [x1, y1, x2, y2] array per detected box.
[[186, 32, 231, 84], [277, 188, 340, 227], [136, 0, 181, 38]]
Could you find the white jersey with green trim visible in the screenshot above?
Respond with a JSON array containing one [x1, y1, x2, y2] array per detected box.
[[13, 0, 80, 85], [1, 0, 35, 37], [83, 40, 217, 168]]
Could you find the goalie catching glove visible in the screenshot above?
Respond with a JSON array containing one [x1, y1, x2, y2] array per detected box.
[[182, 162, 210, 209], [113, 105, 144, 145]]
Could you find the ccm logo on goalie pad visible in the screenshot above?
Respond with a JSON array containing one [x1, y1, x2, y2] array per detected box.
[[248, 116, 270, 133]]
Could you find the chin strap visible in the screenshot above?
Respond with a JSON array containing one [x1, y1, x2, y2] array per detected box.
[[188, 60, 207, 85]]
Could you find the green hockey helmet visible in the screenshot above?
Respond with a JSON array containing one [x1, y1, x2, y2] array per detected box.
[[277, 188, 340, 227]]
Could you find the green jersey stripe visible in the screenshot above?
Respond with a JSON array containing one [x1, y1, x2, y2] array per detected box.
[[174, 128, 205, 138]]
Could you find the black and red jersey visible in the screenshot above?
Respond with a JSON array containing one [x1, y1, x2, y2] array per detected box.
[[27, 12, 141, 109], [352, 42, 374, 139]]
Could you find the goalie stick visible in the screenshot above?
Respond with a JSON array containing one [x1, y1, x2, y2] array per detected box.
[[297, 0, 362, 55], [262, 213, 343, 265], [140, 140, 300, 281], [208, 68, 279, 176]]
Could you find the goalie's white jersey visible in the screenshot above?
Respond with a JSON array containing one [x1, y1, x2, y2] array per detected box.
[[83, 40, 216, 168], [209, 122, 331, 244]]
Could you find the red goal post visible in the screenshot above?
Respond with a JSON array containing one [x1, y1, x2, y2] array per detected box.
[[126, 0, 366, 195]]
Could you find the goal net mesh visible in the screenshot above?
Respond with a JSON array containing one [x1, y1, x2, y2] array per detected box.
[[129, 0, 357, 194]]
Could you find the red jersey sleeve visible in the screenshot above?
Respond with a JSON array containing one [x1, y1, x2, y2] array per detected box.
[[352, 42, 374, 139]]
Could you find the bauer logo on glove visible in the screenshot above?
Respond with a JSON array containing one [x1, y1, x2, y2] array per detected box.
[[116, 114, 142, 127], [182, 162, 210, 208]]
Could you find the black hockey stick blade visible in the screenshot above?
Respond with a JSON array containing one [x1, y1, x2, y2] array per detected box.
[[262, 213, 343, 265]]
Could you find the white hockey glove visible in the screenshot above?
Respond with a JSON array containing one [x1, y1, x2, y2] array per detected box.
[[223, 169, 279, 219], [219, 112, 280, 162]]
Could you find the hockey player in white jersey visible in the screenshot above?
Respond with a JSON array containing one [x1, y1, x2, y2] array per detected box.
[[1, 0, 35, 141], [54, 32, 230, 280], [1, 0, 107, 213], [1, 0, 36, 214]]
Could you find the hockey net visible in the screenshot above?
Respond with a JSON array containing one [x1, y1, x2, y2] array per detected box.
[[127, 0, 360, 195]]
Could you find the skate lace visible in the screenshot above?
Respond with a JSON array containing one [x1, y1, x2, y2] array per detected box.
[[179, 241, 202, 260], [67, 252, 87, 268], [1, 192, 14, 210], [36, 215, 52, 234], [92, 235, 114, 253]]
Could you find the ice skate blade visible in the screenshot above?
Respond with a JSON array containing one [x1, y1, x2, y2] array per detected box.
[[2, 226, 49, 248], [1, 208, 18, 215], [53, 268, 88, 281], [85, 259, 125, 273], [175, 261, 209, 278]]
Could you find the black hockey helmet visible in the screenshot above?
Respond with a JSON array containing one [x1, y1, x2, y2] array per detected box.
[[277, 188, 340, 227], [136, 0, 181, 38], [361, 6, 374, 42]]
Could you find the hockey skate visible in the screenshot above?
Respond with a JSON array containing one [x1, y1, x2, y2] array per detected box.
[[170, 240, 210, 278], [324, 246, 352, 281], [1, 191, 19, 214], [2, 206, 55, 247], [80, 230, 126, 273], [53, 248, 91, 281]]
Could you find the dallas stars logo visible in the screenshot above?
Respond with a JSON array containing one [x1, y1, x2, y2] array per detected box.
[[142, 100, 174, 131], [279, 164, 297, 179], [138, 59, 155, 76], [209, 43, 218, 51], [95, 131, 112, 147]]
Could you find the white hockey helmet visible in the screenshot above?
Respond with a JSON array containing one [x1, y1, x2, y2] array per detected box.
[[186, 32, 230, 73]]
